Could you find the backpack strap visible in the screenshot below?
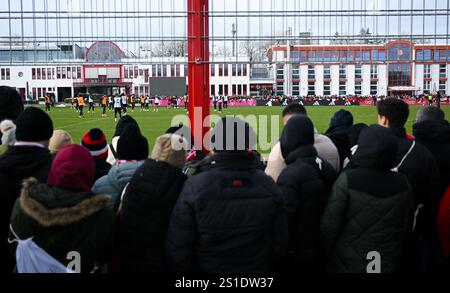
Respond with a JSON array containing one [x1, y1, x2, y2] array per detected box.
[[109, 144, 118, 160], [392, 140, 416, 173], [115, 182, 130, 216]]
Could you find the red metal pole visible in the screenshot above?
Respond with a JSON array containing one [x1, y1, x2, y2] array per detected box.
[[188, 0, 210, 152]]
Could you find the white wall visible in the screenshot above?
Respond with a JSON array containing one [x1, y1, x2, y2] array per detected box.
[[361, 65, 371, 96], [346, 65, 355, 95], [300, 65, 308, 96], [414, 64, 424, 94], [378, 65, 388, 96], [331, 65, 340, 96], [315, 65, 324, 96]]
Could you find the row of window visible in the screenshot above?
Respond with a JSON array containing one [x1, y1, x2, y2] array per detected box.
[[289, 48, 450, 63], [423, 64, 447, 79], [210, 84, 248, 96], [0, 68, 10, 80], [285, 65, 379, 80], [210, 64, 248, 77], [124, 65, 184, 80], [31, 87, 55, 100], [31, 67, 82, 80], [290, 49, 387, 63], [416, 49, 450, 62]]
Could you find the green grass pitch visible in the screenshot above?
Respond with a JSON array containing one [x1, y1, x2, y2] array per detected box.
[[42, 105, 450, 154]]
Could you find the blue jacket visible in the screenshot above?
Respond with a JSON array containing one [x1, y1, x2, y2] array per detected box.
[[92, 161, 143, 210]]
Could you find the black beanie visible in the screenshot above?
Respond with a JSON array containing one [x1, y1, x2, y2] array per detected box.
[[114, 115, 139, 137], [211, 116, 257, 152], [0, 86, 24, 121], [16, 107, 53, 142], [280, 115, 314, 159], [117, 124, 149, 160]]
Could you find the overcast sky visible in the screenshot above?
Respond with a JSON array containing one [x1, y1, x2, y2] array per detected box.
[[0, 0, 449, 56]]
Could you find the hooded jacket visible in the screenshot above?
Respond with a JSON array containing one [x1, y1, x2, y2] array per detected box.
[[92, 161, 144, 210], [0, 145, 52, 272], [119, 159, 187, 272], [388, 127, 440, 239], [325, 125, 351, 169], [320, 125, 414, 273], [276, 116, 337, 272], [265, 130, 340, 182], [9, 179, 115, 273], [413, 119, 450, 196], [167, 151, 288, 273]]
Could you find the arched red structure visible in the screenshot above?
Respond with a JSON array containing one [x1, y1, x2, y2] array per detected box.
[[188, 0, 210, 152]]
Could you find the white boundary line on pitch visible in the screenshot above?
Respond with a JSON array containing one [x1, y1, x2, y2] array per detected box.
[[57, 118, 105, 129]]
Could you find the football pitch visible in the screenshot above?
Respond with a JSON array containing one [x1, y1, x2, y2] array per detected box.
[[42, 105, 450, 153]]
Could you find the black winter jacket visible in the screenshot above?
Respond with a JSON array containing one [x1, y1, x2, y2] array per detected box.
[[94, 158, 112, 182], [276, 145, 336, 272], [388, 127, 440, 238], [119, 159, 187, 272], [413, 120, 450, 197], [167, 152, 288, 273], [321, 125, 414, 273], [0, 146, 52, 273], [325, 125, 351, 169]]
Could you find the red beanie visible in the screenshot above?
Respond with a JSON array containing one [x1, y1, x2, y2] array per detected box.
[[47, 144, 95, 192]]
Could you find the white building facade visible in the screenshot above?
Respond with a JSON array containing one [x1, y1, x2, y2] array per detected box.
[[271, 40, 450, 97]]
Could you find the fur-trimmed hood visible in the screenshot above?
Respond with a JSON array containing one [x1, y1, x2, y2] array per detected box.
[[20, 178, 110, 227]]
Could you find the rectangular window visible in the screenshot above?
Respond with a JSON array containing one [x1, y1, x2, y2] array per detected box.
[[124, 67, 129, 78], [440, 64, 447, 79], [6, 68, 10, 80], [157, 65, 162, 77], [424, 80, 431, 91], [152, 65, 157, 77], [66, 67, 70, 79], [339, 81, 346, 96], [243, 65, 247, 76], [170, 66, 175, 77], [276, 82, 284, 95], [210, 64, 215, 76], [423, 50, 432, 61], [232, 64, 237, 76], [424, 64, 431, 78], [163, 65, 167, 77], [72, 67, 76, 79], [370, 65, 378, 79], [32, 68, 36, 80], [77, 67, 81, 79], [139, 69, 144, 76], [324, 65, 331, 79], [276, 65, 284, 79], [0, 68, 4, 80], [176, 65, 180, 77], [237, 64, 243, 76], [324, 81, 331, 96], [355, 65, 362, 79], [37, 68, 41, 80], [370, 81, 378, 95], [355, 80, 362, 96], [237, 84, 242, 95], [32, 88, 37, 100], [339, 65, 346, 79], [292, 82, 300, 96], [363, 51, 371, 62], [144, 69, 149, 83], [211, 84, 215, 95], [224, 85, 229, 95], [219, 84, 223, 95], [61, 67, 66, 79], [57, 67, 61, 79], [218, 64, 223, 76], [307, 81, 315, 96], [292, 65, 300, 79], [42, 68, 46, 79], [134, 66, 138, 78], [308, 65, 315, 79], [224, 64, 229, 76], [232, 84, 237, 95], [48, 68, 53, 80], [439, 79, 446, 93], [243, 85, 247, 96]]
